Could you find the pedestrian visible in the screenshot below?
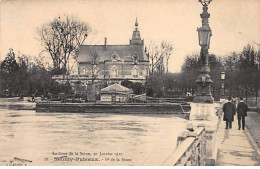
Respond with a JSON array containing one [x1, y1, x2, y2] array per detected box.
[[237, 97, 248, 130], [223, 97, 236, 129]]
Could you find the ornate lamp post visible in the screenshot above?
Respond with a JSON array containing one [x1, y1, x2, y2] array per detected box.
[[187, 1, 219, 165], [221, 71, 225, 98], [193, 0, 214, 103]]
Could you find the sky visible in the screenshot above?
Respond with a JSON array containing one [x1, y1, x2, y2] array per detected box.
[[0, 0, 260, 73]]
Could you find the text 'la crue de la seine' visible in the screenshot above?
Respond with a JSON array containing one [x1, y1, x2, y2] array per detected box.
[[51, 151, 132, 162]]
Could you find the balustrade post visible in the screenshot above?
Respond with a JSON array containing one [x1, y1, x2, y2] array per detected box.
[[186, 102, 220, 165], [172, 127, 207, 166]]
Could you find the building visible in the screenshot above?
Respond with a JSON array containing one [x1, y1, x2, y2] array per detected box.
[[100, 83, 132, 103], [77, 18, 149, 85], [53, 18, 149, 92]]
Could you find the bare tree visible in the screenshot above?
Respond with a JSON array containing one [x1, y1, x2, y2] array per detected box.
[[17, 53, 34, 73], [36, 15, 90, 74], [86, 51, 100, 84], [146, 41, 160, 74], [161, 41, 173, 73], [146, 41, 173, 74]]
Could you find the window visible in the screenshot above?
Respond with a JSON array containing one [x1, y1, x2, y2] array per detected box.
[[83, 68, 87, 75], [132, 67, 138, 78], [111, 66, 118, 78], [111, 51, 120, 61], [93, 65, 99, 75]]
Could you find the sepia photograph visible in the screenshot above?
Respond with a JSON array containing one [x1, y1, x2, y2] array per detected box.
[[0, 0, 260, 166]]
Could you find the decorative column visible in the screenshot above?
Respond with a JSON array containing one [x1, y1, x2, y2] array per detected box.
[[193, 1, 213, 103], [221, 71, 225, 99], [186, 0, 220, 166]]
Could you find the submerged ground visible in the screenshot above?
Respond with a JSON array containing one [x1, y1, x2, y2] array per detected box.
[[0, 104, 187, 166]]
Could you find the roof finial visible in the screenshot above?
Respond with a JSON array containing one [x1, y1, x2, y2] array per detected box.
[[130, 17, 143, 45]]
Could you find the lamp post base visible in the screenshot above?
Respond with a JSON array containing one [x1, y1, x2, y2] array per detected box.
[[193, 95, 214, 103], [186, 102, 219, 166]]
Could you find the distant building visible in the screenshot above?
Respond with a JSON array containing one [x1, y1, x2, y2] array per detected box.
[[100, 83, 132, 103], [53, 19, 149, 93], [53, 18, 149, 89], [77, 18, 149, 84]]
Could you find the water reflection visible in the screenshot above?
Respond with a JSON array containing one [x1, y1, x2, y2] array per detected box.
[[0, 108, 187, 166]]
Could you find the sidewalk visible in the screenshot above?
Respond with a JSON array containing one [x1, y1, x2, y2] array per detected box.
[[216, 117, 260, 166]]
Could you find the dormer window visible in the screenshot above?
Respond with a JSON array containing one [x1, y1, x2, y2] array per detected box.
[[111, 51, 120, 61], [132, 66, 138, 78]]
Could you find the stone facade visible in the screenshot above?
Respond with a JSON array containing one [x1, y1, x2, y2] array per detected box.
[[76, 18, 149, 84]]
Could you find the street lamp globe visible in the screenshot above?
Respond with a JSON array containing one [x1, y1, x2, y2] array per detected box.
[[221, 71, 225, 80], [193, 0, 214, 103], [197, 26, 212, 48]]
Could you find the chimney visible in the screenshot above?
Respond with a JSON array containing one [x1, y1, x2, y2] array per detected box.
[[104, 37, 107, 50]]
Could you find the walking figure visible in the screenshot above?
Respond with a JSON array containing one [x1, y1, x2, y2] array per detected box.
[[223, 97, 236, 129], [237, 97, 248, 130]]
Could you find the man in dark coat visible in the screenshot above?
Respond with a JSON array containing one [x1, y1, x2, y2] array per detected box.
[[223, 97, 236, 129], [237, 97, 248, 130]]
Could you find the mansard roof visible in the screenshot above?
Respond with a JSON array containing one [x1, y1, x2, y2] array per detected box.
[[77, 44, 149, 63]]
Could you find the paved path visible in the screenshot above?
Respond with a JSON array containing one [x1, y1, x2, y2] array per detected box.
[[217, 117, 260, 166]]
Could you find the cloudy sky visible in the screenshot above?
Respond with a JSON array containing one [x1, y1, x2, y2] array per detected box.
[[1, 0, 260, 72]]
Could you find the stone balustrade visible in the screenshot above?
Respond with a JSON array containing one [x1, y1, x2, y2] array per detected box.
[[163, 102, 223, 166], [162, 127, 206, 166]]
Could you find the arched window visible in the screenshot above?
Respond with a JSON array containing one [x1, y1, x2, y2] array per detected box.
[[132, 67, 138, 78], [111, 51, 120, 61], [111, 66, 118, 78], [83, 68, 87, 75]]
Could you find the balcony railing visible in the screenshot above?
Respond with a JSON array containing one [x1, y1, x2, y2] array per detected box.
[[52, 74, 147, 81], [52, 75, 90, 80]]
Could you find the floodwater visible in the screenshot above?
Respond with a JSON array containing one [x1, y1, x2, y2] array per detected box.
[[0, 103, 187, 166]]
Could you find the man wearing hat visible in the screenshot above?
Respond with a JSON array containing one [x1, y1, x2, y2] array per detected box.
[[223, 97, 236, 129], [237, 97, 249, 130]]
